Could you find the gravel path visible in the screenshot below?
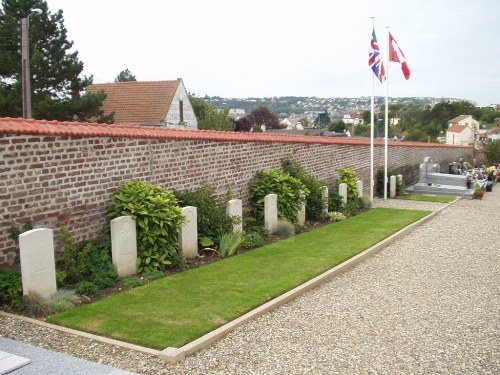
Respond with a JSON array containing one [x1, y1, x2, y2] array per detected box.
[[1, 191, 499, 374]]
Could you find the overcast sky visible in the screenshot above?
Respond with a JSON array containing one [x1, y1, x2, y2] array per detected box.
[[45, 0, 500, 106]]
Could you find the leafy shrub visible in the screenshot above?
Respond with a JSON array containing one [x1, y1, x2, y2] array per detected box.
[[281, 156, 327, 220], [108, 181, 185, 272], [218, 231, 243, 258], [0, 268, 23, 309], [328, 190, 344, 213], [241, 232, 264, 249], [376, 167, 401, 197], [343, 197, 363, 217], [273, 220, 295, 238], [60, 224, 92, 284], [58, 227, 117, 288], [175, 183, 233, 246], [250, 169, 309, 224], [336, 168, 359, 201], [75, 281, 99, 298]]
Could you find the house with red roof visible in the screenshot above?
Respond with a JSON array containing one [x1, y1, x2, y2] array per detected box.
[[86, 79, 198, 129], [445, 115, 479, 146]]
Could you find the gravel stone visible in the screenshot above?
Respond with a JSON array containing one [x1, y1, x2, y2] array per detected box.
[[1, 191, 499, 374]]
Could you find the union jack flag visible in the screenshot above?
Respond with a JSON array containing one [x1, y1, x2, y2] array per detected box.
[[369, 28, 385, 83]]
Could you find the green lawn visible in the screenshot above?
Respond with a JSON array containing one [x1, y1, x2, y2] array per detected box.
[[404, 194, 456, 203], [47, 208, 429, 349]]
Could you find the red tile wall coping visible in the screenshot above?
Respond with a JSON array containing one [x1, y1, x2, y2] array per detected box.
[[0, 117, 462, 148]]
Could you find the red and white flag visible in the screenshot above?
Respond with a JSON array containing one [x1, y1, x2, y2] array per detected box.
[[389, 32, 410, 80]]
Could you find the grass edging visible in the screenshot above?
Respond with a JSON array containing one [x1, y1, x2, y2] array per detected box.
[[160, 206, 444, 363]]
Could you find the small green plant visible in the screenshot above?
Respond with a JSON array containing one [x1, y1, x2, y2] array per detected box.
[[250, 169, 309, 224], [49, 299, 75, 314], [24, 290, 77, 317], [218, 231, 244, 258], [0, 268, 24, 309], [119, 276, 144, 288], [108, 181, 185, 272], [75, 281, 99, 298], [24, 292, 53, 317], [241, 232, 264, 249], [327, 212, 346, 222], [60, 224, 92, 284], [141, 270, 165, 281], [273, 220, 296, 238], [55, 289, 79, 303]]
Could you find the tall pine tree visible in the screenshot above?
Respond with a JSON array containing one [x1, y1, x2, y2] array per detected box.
[[0, 0, 112, 122]]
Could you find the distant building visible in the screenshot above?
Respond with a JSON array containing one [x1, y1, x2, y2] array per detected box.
[[342, 111, 364, 125], [487, 127, 500, 141], [447, 115, 480, 131], [228, 108, 245, 119], [446, 124, 476, 146], [86, 79, 197, 129]]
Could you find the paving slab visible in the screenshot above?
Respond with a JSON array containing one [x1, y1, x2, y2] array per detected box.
[[0, 337, 137, 375]]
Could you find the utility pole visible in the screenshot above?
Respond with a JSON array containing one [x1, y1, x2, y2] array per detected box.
[[21, 17, 30, 118], [21, 9, 42, 119]]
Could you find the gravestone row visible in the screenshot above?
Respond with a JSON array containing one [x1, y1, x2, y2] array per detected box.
[[18, 181, 365, 300]]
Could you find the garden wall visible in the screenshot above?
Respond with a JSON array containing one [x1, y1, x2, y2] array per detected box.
[[0, 118, 474, 266]]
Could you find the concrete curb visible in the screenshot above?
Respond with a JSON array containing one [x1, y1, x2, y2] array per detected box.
[[1, 203, 450, 365]]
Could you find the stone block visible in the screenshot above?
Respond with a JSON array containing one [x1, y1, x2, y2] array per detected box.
[[179, 206, 198, 258], [356, 180, 363, 197], [321, 186, 329, 215], [19, 228, 57, 299], [339, 183, 348, 204], [264, 194, 278, 233], [226, 199, 242, 233], [111, 216, 137, 277], [390, 175, 397, 198]]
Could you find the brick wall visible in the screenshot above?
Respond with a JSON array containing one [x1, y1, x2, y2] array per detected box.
[[0, 118, 474, 266]]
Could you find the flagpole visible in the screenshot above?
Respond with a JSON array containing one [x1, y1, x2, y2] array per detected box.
[[370, 17, 375, 204], [384, 26, 390, 201]]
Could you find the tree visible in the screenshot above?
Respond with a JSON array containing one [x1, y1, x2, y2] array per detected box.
[[329, 119, 346, 133], [234, 117, 252, 132], [313, 111, 331, 130], [114, 68, 136, 82], [0, 0, 110, 121], [483, 141, 500, 165], [189, 95, 234, 131], [247, 107, 283, 129]]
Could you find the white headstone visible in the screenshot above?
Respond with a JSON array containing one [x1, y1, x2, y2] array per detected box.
[[19, 228, 57, 299], [298, 202, 306, 226], [321, 186, 329, 215], [390, 175, 397, 198], [339, 183, 348, 204], [264, 194, 278, 233], [226, 199, 242, 233], [356, 180, 363, 197], [179, 206, 198, 258], [111, 216, 137, 277]]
